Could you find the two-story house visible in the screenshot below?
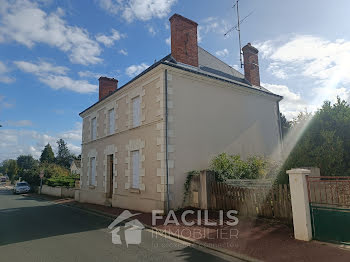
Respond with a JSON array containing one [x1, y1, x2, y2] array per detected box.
[[78, 14, 283, 213]]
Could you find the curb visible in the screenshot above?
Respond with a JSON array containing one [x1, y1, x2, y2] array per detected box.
[[27, 193, 260, 262]]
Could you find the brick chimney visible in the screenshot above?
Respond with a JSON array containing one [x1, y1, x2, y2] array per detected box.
[[242, 43, 260, 86], [98, 77, 118, 101], [169, 14, 198, 67]]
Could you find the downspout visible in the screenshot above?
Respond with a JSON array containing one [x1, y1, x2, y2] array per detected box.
[[164, 69, 170, 213]]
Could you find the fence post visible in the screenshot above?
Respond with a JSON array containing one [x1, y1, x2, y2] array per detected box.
[[287, 168, 312, 241]]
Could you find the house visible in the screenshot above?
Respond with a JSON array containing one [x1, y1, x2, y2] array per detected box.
[[78, 14, 283, 213], [70, 159, 81, 175]]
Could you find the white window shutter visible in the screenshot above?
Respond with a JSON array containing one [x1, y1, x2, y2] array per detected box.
[[91, 117, 97, 140], [109, 109, 115, 134], [132, 151, 140, 188], [132, 96, 140, 127]]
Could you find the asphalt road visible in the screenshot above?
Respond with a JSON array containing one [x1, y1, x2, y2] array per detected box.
[[0, 187, 240, 262]]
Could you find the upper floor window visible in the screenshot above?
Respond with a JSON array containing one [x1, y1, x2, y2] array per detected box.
[[91, 117, 97, 140], [132, 96, 141, 127], [108, 108, 115, 135]]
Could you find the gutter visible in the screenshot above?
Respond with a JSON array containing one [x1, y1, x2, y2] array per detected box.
[[164, 69, 170, 213]]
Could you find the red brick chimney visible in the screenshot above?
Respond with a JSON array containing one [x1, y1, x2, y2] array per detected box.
[[98, 77, 118, 101], [242, 43, 260, 86], [169, 14, 198, 67]]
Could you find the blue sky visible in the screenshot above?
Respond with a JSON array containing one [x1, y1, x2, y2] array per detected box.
[[0, 0, 350, 161]]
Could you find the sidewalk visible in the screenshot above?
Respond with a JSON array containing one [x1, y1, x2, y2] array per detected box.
[[29, 193, 350, 262]]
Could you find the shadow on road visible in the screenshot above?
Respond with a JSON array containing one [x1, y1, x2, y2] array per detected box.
[[0, 189, 113, 246]]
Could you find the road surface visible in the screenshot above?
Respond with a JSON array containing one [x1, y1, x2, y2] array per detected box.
[[0, 186, 240, 262]]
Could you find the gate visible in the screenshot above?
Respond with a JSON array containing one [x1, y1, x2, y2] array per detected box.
[[307, 176, 350, 244]]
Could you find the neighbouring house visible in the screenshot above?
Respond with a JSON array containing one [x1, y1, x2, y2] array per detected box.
[[70, 159, 81, 175], [78, 14, 283, 212]]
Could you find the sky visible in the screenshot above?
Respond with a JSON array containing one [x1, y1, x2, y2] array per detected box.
[[0, 0, 350, 162]]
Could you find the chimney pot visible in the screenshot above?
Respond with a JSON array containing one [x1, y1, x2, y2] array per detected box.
[[169, 13, 198, 67], [242, 43, 260, 86], [98, 76, 118, 101]]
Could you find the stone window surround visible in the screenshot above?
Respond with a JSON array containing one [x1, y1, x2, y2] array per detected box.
[[104, 101, 118, 136], [87, 149, 98, 188], [126, 86, 146, 129], [103, 144, 118, 194], [89, 112, 98, 142], [124, 139, 146, 191]]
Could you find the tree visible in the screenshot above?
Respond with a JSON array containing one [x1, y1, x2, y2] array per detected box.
[[280, 113, 291, 139], [56, 139, 72, 169], [277, 97, 350, 183], [1, 159, 18, 182], [17, 155, 38, 170], [40, 143, 55, 163]]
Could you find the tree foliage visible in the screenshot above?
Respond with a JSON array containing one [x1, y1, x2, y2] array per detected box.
[[55, 139, 72, 169], [280, 113, 291, 139], [40, 143, 55, 163], [17, 155, 38, 170], [209, 153, 270, 181], [278, 98, 350, 183], [0, 159, 18, 182]]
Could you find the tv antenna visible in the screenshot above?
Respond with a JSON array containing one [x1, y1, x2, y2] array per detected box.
[[224, 0, 253, 68]]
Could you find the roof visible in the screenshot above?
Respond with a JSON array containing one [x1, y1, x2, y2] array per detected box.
[[79, 48, 282, 116], [72, 159, 81, 169]]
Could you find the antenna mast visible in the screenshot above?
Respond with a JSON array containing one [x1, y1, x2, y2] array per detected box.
[[235, 0, 243, 68], [224, 0, 253, 69]]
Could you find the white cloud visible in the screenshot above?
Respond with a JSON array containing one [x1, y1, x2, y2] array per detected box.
[[215, 48, 229, 57], [15, 61, 97, 93], [147, 25, 156, 36], [0, 0, 102, 65], [59, 122, 82, 141], [0, 61, 15, 83], [96, 0, 177, 22], [14, 61, 68, 75], [125, 63, 149, 77], [258, 35, 350, 117], [198, 17, 230, 42], [78, 71, 101, 79], [5, 120, 33, 127], [119, 49, 128, 56], [262, 83, 308, 120], [257, 35, 350, 84], [165, 36, 170, 46], [96, 29, 124, 47], [0, 123, 82, 161]]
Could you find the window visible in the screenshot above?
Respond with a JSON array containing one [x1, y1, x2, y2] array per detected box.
[[131, 150, 140, 189], [90, 157, 96, 186], [108, 108, 115, 135], [91, 117, 97, 140], [132, 96, 140, 127]]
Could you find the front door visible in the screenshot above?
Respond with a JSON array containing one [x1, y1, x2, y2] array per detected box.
[[107, 154, 114, 198]]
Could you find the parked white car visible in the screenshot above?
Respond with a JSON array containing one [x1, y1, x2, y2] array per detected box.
[[13, 182, 31, 194]]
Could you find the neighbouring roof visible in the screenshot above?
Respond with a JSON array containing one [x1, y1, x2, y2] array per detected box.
[[72, 159, 81, 169], [80, 47, 282, 116]]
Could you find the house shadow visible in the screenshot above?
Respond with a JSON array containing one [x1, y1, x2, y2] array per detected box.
[[0, 190, 114, 246]]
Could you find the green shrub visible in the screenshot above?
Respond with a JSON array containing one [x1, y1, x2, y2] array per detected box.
[[209, 153, 268, 181], [46, 174, 79, 188]]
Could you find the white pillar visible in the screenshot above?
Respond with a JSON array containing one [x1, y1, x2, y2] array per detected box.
[[287, 168, 312, 241]]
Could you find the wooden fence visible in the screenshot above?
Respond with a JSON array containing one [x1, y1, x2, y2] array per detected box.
[[209, 181, 293, 222]]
